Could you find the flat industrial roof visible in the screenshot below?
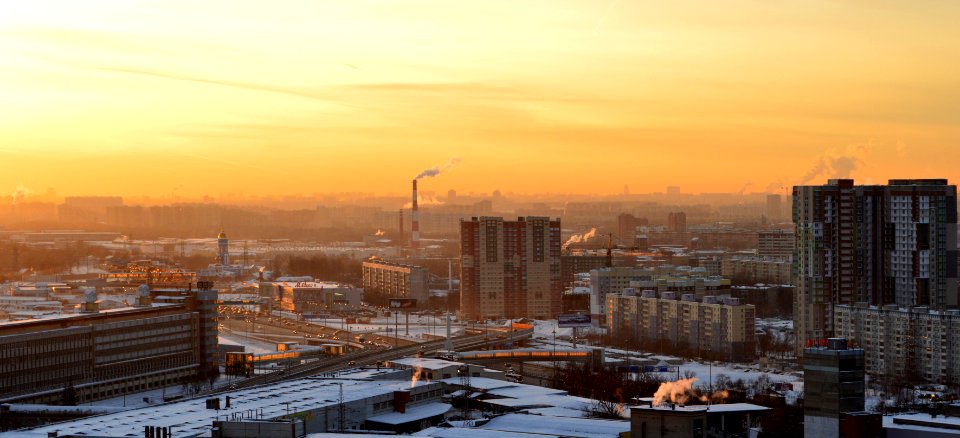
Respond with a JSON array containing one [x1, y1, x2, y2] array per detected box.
[[366, 402, 451, 425], [7, 376, 439, 438]]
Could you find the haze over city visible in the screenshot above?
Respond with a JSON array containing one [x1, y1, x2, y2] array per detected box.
[[3, 1, 960, 197], [3, 2, 960, 438]]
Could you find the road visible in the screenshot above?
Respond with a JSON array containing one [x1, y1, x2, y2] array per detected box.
[[206, 328, 534, 393]]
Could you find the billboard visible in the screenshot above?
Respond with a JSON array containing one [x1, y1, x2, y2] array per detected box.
[[557, 314, 592, 328], [389, 298, 418, 309]]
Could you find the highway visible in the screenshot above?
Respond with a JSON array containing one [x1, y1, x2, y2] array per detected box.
[[208, 323, 533, 393]]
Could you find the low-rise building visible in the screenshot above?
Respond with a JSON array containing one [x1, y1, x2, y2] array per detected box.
[[276, 281, 364, 313]]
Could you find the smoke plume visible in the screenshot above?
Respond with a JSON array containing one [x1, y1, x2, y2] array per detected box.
[[652, 378, 730, 406], [798, 141, 875, 184], [415, 157, 462, 180], [563, 227, 598, 249], [11, 185, 28, 205]]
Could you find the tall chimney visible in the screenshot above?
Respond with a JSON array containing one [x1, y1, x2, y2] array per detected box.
[[398, 208, 404, 242], [411, 179, 420, 249]]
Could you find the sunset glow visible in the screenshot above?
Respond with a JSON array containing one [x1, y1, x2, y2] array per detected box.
[[2, 0, 959, 197]]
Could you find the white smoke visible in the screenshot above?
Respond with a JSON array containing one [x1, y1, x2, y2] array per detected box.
[[652, 378, 729, 406], [798, 141, 874, 184], [11, 185, 28, 205], [415, 157, 462, 180], [563, 227, 598, 249]]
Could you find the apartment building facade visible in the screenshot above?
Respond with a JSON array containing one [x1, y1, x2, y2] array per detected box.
[[361, 259, 430, 303], [460, 216, 562, 321], [0, 288, 217, 404], [835, 304, 960, 384], [793, 179, 958, 355], [607, 290, 756, 362]]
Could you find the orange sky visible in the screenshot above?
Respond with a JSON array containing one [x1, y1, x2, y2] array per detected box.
[[1, 1, 959, 198]]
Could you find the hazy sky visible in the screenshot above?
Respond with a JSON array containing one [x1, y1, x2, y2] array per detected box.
[[2, 1, 959, 198]]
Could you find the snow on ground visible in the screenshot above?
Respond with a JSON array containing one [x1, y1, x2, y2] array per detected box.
[[309, 315, 465, 342], [218, 329, 276, 354], [528, 319, 803, 403], [531, 319, 605, 340]]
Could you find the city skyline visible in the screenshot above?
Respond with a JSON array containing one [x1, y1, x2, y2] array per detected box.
[[3, 1, 960, 197]]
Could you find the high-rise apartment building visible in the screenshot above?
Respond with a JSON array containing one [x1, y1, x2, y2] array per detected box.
[[617, 213, 648, 246], [793, 179, 958, 354], [667, 212, 687, 233], [766, 194, 782, 221], [460, 216, 561, 321]]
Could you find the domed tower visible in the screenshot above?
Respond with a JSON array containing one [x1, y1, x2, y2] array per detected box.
[[217, 229, 230, 265]]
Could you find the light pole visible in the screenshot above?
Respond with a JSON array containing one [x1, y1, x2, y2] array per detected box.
[[552, 327, 557, 385]]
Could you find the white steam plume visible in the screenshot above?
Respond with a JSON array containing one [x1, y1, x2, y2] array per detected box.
[[415, 157, 462, 180]]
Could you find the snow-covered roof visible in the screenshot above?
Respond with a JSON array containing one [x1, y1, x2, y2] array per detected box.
[[11, 377, 439, 438], [479, 413, 629, 437], [366, 402, 451, 425]]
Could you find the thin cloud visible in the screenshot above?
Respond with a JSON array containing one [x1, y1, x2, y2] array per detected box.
[[93, 66, 342, 104]]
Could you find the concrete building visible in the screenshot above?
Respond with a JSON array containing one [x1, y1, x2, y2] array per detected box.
[[721, 257, 792, 285], [10, 366, 633, 437], [275, 281, 363, 313], [0, 285, 217, 404], [460, 216, 562, 321], [803, 338, 865, 438], [757, 229, 793, 260], [629, 402, 768, 438], [607, 290, 756, 362], [361, 259, 430, 303], [793, 179, 958, 354], [667, 212, 687, 233], [618, 213, 649, 246], [835, 303, 960, 384], [589, 266, 730, 327], [560, 254, 609, 290], [766, 194, 783, 222]]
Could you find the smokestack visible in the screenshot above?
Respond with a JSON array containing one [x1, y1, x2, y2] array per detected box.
[[398, 209, 404, 242], [411, 179, 420, 249]]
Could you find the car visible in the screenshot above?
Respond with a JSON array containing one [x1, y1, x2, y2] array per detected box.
[[347, 361, 357, 366]]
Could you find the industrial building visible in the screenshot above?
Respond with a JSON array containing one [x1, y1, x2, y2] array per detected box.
[[8, 366, 634, 437], [0, 285, 218, 405], [793, 179, 958, 355], [460, 216, 562, 321], [803, 338, 866, 438], [274, 281, 364, 313], [629, 402, 768, 438], [607, 289, 756, 362], [361, 259, 430, 303]]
